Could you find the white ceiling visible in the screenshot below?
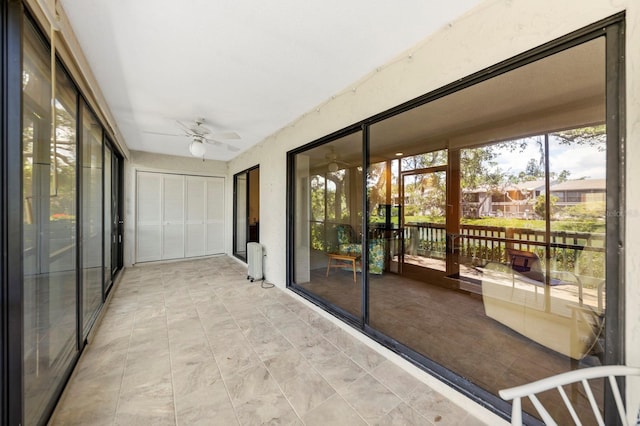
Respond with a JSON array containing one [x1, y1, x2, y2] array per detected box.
[[58, 0, 483, 161]]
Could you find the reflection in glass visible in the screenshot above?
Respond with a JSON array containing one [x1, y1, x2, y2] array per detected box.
[[367, 158, 401, 273], [23, 18, 78, 425], [401, 167, 447, 273], [81, 101, 103, 335], [363, 37, 606, 423], [292, 132, 363, 318]]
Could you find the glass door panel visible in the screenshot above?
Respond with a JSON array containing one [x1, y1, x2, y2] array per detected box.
[[248, 167, 260, 243], [233, 166, 260, 261], [365, 36, 606, 424], [291, 132, 363, 319], [104, 144, 112, 289], [22, 19, 78, 425], [234, 172, 248, 260], [111, 152, 122, 276], [81, 101, 103, 336]]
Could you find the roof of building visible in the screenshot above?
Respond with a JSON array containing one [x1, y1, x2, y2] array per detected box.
[[462, 178, 605, 194], [511, 179, 546, 191], [550, 178, 606, 191]]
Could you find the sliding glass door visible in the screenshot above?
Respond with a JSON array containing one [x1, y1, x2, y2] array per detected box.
[[233, 166, 260, 261], [22, 18, 79, 426], [103, 142, 123, 295], [104, 143, 112, 291], [20, 14, 125, 425], [102, 141, 123, 295], [289, 24, 622, 424], [290, 132, 364, 319], [81, 101, 103, 336]]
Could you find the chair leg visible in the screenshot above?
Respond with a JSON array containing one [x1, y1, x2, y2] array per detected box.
[[352, 258, 356, 282]]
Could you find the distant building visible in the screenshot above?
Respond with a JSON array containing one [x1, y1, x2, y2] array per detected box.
[[462, 178, 604, 218], [550, 178, 606, 207]]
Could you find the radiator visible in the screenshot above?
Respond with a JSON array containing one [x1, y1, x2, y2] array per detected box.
[[247, 242, 263, 282]]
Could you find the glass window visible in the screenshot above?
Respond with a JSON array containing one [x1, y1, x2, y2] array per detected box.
[[22, 18, 78, 426]]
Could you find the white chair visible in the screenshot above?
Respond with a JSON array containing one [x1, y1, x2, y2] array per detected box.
[[499, 365, 640, 425]]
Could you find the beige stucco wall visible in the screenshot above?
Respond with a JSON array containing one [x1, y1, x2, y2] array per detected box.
[[229, 0, 639, 421]]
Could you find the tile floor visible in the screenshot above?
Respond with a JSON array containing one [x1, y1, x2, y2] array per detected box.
[[50, 256, 487, 425]]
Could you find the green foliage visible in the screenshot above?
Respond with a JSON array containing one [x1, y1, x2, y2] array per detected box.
[[555, 169, 571, 182], [461, 217, 546, 230], [520, 158, 544, 181], [553, 125, 606, 150], [405, 215, 445, 224], [401, 150, 447, 170], [461, 146, 504, 190], [533, 194, 558, 220], [460, 216, 604, 233]]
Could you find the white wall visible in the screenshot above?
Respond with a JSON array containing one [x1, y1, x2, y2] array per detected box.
[[228, 0, 640, 419], [124, 150, 227, 267]]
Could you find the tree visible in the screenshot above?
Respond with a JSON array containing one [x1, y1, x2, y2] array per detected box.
[[556, 169, 571, 182], [519, 158, 544, 181], [553, 125, 606, 150], [461, 146, 505, 190], [533, 194, 558, 220]]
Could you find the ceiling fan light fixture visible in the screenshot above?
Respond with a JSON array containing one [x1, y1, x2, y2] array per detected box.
[[189, 140, 206, 157], [328, 162, 339, 172]]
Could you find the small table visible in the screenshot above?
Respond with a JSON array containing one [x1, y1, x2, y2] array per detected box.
[[326, 253, 360, 282]]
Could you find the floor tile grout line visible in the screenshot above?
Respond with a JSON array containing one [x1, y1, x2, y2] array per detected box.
[[162, 274, 180, 426], [53, 257, 479, 425], [260, 288, 434, 424], [254, 290, 376, 424], [251, 301, 318, 424], [222, 279, 330, 424], [195, 276, 257, 426], [110, 275, 141, 426]]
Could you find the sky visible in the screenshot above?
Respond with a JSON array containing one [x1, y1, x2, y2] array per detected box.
[[488, 136, 606, 181]]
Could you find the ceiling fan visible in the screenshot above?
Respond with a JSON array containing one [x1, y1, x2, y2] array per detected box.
[[145, 117, 241, 157], [323, 147, 350, 172]]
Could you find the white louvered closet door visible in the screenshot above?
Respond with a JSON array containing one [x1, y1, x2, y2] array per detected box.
[[162, 174, 185, 260], [185, 176, 206, 257], [206, 177, 225, 255], [136, 172, 163, 262], [137, 172, 225, 263]]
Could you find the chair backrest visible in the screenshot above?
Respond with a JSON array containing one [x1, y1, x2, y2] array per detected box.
[[499, 365, 640, 426], [506, 248, 545, 282], [336, 224, 357, 245]]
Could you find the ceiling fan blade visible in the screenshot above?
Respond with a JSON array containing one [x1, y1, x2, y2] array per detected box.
[[212, 131, 240, 140], [176, 120, 191, 134], [202, 138, 240, 152], [177, 120, 210, 136], [143, 130, 182, 137]]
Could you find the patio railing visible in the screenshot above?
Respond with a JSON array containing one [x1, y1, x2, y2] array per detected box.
[[404, 222, 605, 283]]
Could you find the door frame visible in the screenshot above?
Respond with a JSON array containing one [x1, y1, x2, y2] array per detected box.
[[233, 165, 260, 261], [399, 165, 448, 279]]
